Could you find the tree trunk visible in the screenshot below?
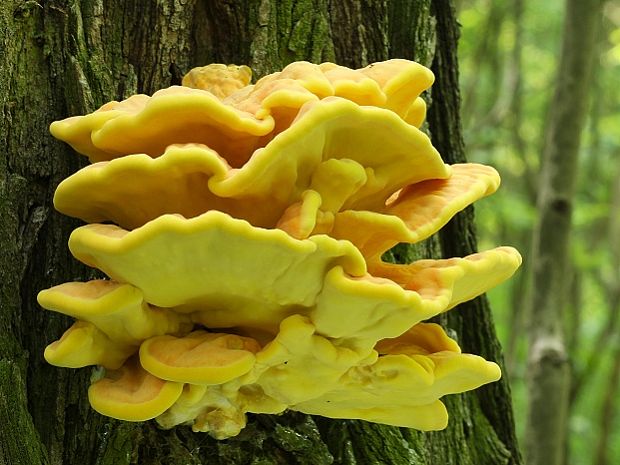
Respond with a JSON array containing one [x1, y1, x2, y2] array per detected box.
[[594, 335, 620, 465], [1, 1, 521, 464], [524, 0, 600, 464]]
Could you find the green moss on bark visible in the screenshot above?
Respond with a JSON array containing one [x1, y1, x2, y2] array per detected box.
[[0, 361, 48, 465]]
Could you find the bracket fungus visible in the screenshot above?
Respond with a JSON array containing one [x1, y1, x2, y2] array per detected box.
[[40, 59, 521, 439]]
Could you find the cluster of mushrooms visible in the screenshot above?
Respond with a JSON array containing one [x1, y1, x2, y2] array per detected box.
[[39, 60, 521, 439]]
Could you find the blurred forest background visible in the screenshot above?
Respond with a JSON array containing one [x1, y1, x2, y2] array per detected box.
[[456, 1, 619, 464]]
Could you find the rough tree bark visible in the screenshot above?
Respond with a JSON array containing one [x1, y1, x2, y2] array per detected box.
[[1, 1, 521, 464], [524, 0, 601, 464]]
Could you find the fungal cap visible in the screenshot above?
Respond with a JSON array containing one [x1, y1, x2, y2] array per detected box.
[[50, 86, 274, 164], [357, 59, 434, 123], [182, 64, 252, 99], [295, 398, 450, 431], [246, 59, 435, 123], [43, 321, 135, 369], [140, 331, 261, 385], [38, 280, 191, 344], [331, 163, 502, 258], [375, 322, 461, 356], [88, 358, 184, 421], [50, 59, 437, 164], [52, 146, 233, 229], [52, 99, 448, 234], [370, 246, 523, 312], [293, 323, 501, 430], [254, 315, 376, 405], [67, 210, 366, 332], [311, 246, 522, 341]]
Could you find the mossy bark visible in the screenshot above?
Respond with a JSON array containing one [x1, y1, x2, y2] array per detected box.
[[0, 1, 521, 464]]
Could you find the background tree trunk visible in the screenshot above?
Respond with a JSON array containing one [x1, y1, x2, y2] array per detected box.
[[0, 1, 522, 464], [524, 0, 601, 464]]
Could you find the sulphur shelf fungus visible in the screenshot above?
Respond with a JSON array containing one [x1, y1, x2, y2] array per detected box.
[[40, 59, 521, 439]]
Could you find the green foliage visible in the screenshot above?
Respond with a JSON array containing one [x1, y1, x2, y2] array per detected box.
[[458, 1, 620, 464]]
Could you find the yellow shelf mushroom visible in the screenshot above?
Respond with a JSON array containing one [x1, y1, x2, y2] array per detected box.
[[40, 59, 522, 439], [67, 211, 366, 333], [290, 323, 495, 431], [293, 327, 501, 430], [139, 331, 261, 385], [88, 357, 184, 421], [331, 163, 502, 259], [64, 210, 519, 341], [182, 64, 252, 99], [49, 59, 434, 164], [49, 87, 275, 165], [38, 280, 192, 344], [53, 97, 448, 232], [44, 321, 135, 370]]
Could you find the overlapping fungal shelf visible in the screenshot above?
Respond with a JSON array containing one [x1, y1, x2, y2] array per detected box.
[[40, 60, 521, 439]]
